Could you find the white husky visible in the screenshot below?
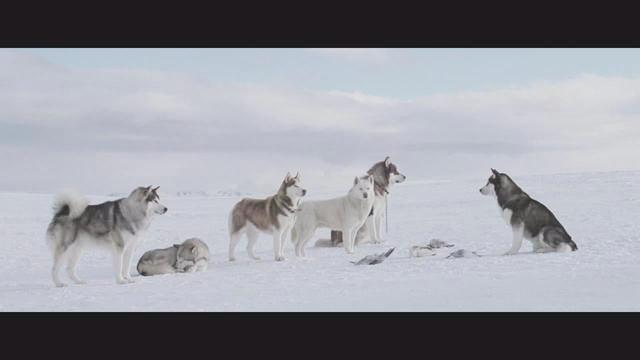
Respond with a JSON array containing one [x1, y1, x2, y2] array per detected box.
[[292, 175, 375, 256]]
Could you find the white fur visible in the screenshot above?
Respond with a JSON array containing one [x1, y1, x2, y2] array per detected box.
[[292, 175, 375, 256], [501, 208, 513, 225], [51, 190, 89, 220], [479, 182, 496, 196], [504, 225, 524, 255]]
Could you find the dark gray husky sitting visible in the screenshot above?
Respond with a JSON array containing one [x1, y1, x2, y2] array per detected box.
[[479, 169, 577, 255], [46, 186, 168, 287]]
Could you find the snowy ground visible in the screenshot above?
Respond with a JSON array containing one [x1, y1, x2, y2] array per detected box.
[[1, 171, 640, 311]]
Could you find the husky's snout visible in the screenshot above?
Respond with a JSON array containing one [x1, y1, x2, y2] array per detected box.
[[363, 192, 368, 199], [302, 189, 307, 196]]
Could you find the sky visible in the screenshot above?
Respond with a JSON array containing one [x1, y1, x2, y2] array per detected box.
[[1, 48, 640, 195]]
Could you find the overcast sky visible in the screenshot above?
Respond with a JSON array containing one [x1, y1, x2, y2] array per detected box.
[[1, 48, 640, 195]]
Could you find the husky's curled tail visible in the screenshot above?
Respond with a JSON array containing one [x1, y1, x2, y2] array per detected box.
[[46, 190, 88, 251]]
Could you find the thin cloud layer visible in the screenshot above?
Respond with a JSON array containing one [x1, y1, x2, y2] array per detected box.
[[0, 50, 638, 194]]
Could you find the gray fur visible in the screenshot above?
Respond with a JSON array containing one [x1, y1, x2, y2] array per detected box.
[[46, 186, 167, 287], [137, 237, 209, 276], [480, 169, 578, 253], [351, 248, 395, 265], [446, 249, 481, 258], [136, 244, 179, 276]]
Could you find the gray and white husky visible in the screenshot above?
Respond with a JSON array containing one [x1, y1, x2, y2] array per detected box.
[[228, 172, 306, 262], [329, 156, 406, 246], [46, 186, 168, 287], [292, 175, 375, 256], [479, 169, 578, 255], [137, 238, 209, 276]]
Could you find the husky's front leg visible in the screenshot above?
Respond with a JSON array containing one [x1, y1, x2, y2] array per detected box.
[[278, 224, 292, 260], [504, 225, 524, 255], [343, 226, 355, 254], [274, 230, 285, 261], [363, 216, 376, 244], [121, 241, 137, 283], [371, 214, 383, 244], [111, 243, 128, 284]]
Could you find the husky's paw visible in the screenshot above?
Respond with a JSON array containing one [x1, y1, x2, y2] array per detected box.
[[115, 278, 130, 285], [54, 282, 67, 288], [72, 279, 87, 285], [249, 256, 262, 261], [125, 278, 135, 284], [503, 251, 518, 256], [275, 256, 286, 262], [229, 257, 236, 262]]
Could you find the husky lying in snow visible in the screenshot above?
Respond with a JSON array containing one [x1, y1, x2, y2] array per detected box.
[[480, 168, 578, 255], [137, 238, 209, 276], [328, 156, 406, 246], [292, 175, 375, 256], [229, 173, 306, 262], [46, 186, 168, 287]]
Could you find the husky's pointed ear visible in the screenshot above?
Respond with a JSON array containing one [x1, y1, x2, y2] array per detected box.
[[491, 168, 499, 176], [152, 186, 160, 192], [295, 172, 300, 180], [384, 156, 391, 168], [354, 176, 359, 185]]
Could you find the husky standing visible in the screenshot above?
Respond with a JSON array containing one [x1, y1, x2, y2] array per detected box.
[[330, 156, 406, 246], [292, 175, 375, 256], [479, 169, 578, 254], [228, 173, 306, 262], [46, 186, 168, 287]]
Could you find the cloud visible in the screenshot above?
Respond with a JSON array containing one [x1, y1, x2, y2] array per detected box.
[[306, 48, 392, 64], [1, 50, 639, 194]]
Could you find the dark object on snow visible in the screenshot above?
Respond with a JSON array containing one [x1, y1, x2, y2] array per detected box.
[[428, 238, 454, 249], [351, 248, 395, 265], [446, 249, 481, 259], [331, 230, 343, 246]]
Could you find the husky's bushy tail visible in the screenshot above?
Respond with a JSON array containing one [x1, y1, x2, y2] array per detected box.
[[51, 190, 88, 220], [46, 190, 88, 251]]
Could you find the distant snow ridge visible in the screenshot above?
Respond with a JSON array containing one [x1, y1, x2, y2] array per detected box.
[[175, 190, 210, 197], [214, 190, 252, 198], [105, 189, 252, 198]]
